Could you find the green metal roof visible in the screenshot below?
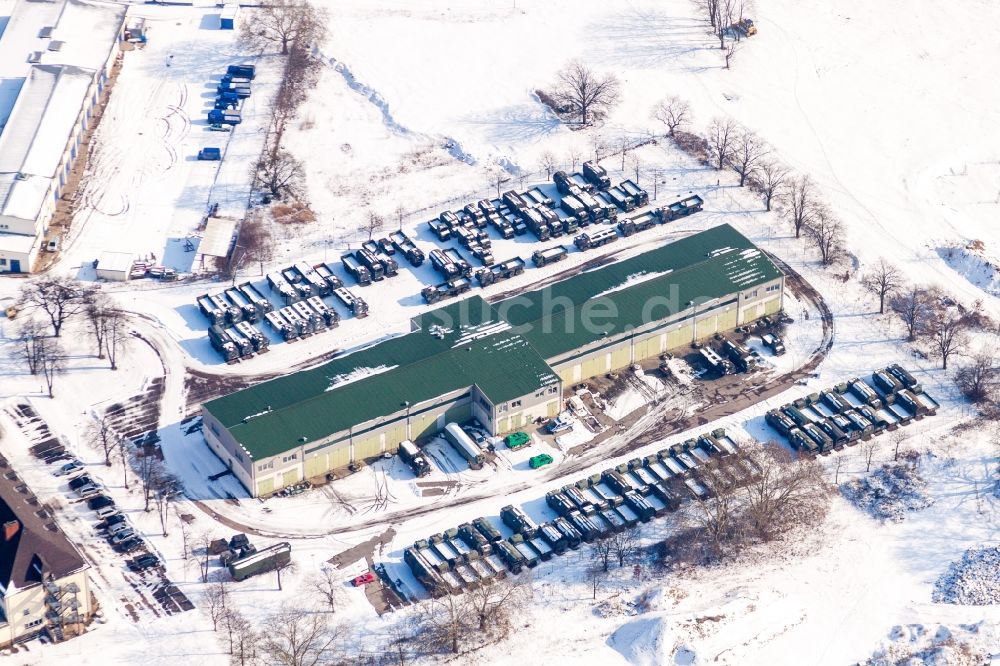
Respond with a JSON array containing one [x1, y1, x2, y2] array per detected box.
[[203, 296, 558, 461], [498, 223, 782, 359]]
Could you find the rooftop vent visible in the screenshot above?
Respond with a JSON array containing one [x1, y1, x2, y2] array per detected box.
[[47, 40, 64, 52], [38, 26, 53, 38], [28, 51, 42, 63]]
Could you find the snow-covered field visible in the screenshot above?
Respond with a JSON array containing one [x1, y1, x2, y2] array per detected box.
[[0, 0, 998, 663]]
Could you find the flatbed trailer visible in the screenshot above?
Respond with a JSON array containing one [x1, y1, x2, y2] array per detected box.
[[422, 277, 472, 304], [389, 230, 425, 266], [662, 193, 704, 220], [574, 227, 619, 250], [531, 245, 569, 267]]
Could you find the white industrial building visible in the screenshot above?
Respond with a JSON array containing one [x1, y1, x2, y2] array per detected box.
[[0, 0, 126, 273]]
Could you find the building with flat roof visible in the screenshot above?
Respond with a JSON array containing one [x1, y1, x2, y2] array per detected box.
[[0, 0, 126, 273], [0, 459, 93, 647], [202, 224, 785, 497]]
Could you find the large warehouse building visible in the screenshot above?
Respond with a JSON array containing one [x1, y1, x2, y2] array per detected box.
[[0, 0, 126, 273], [202, 224, 785, 497]]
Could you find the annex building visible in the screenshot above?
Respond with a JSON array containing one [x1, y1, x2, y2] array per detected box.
[[0, 462, 92, 647], [202, 224, 785, 497], [0, 0, 126, 273]]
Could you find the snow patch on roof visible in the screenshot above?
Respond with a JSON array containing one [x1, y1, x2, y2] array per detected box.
[[592, 269, 674, 298], [325, 364, 397, 391]]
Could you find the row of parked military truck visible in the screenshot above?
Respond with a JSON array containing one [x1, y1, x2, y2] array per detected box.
[[416, 162, 704, 304], [197, 261, 370, 362], [402, 428, 754, 596], [765, 364, 939, 455]]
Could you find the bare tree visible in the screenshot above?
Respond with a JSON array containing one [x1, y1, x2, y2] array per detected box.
[[729, 129, 768, 186], [253, 148, 305, 199], [723, 37, 739, 69], [260, 606, 341, 666], [272, 557, 298, 591], [707, 117, 737, 170], [739, 443, 829, 542], [833, 455, 846, 486], [552, 60, 621, 126], [235, 212, 275, 275], [539, 151, 557, 179], [364, 211, 385, 241], [590, 537, 614, 572], [701, 0, 721, 29], [956, 348, 998, 403], [751, 161, 789, 211], [567, 146, 582, 171], [205, 580, 229, 631], [785, 175, 819, 238], [487, 163, 509, 198], [593, 134, 606, 162], [310, 568, 342, 613], [37, 336, 66, 398], [239, 0, 328, 56], [610, 526, 641, 567], [651, 96, 691, 137], [890, 285, 931, 342], [112, 436, 130, 489], [418, 593, 469, 655], [889, 431, 907, 463], [103, 307, 129, 370], [464, 577, 530, 635], [18, 277, 91, 337], [151, 469, 182, 536], [86, 414, 117, 466], [630, 153, 641, 183], [14, 318, 47, 375], [928, 306, 968, 370], [198, 532, 214, 582], [228, 610, 258, 665], [688, 488, 738, 561], [861, 259, 903, 314], [85, 293, 114, 358], [860, 439, 879, 473], [806, 207, 845, 266], [393, 203, 406, 231]]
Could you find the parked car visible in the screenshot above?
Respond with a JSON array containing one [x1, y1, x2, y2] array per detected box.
[[128, 554, 160, 572], [529, 453, 554, 469], [95, 506, 119, 520], [103, 514, 127, 528], [207, 123, 231, 132], [88, 495, 115, 511], [198, 147, 222, 161], [352, 572, 376, 587], [107, 521, 131, 536], [53, 461, 84, 476], [74, 484, 100, 498], [115, 537, 144, 553], [45, 235, 60, 252], [110, 529, 136, 545], [545, 417, 573, 434], [68, 475, 93, 491]]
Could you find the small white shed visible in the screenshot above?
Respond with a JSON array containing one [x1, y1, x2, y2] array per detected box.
[[96, 251, 134, 281]]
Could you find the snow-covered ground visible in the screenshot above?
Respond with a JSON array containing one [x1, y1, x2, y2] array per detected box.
[[1, 0, 999, 663]]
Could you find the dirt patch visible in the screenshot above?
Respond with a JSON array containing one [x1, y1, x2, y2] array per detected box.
[[327, 526, 397, 569]]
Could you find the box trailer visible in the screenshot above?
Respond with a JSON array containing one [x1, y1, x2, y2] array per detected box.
[[500, 505, 537, 535], [291, 301, 321, 333], [495, 540, 525, 573], [458, 523, 488, 552], [443, 248, 473, 277], [225, 326, 255, 358], [872, 370, 903, 395], [208, 325, 239, 361], [887, 364, 920, 392], [197, 294, 226, 326], [620, 179, 648, 207], [509, 535, 541, 568], [582, 161, 611, 190], [279, 267, 312, 300], [306, 296, 339, 328], [341, 253, 372, 286], [444, 423, 484, 468], [574, 227, 619, 251], [473, 517, 503, 544], [228, 542, 290, 581], [545, 491, 576, 517], [263, 311, 297, 341], [531, 245, 569, 267], [234, 320, 269, 353], [291, 262, 330, 296], [398, 439, 431, 477], [429, 249, 460, 278], [224, 287, 258, 322], [849, 378, 882, 407], [354, 248, 385, 281], [279, 306, 311, 337], [333, 287, 368, 317], [266, 273, 297, 304], [526, 187, 554, 207], [207, 109, 241, 125]]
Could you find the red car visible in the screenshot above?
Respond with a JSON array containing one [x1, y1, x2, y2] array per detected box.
[[352, 572, 376, 587]]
